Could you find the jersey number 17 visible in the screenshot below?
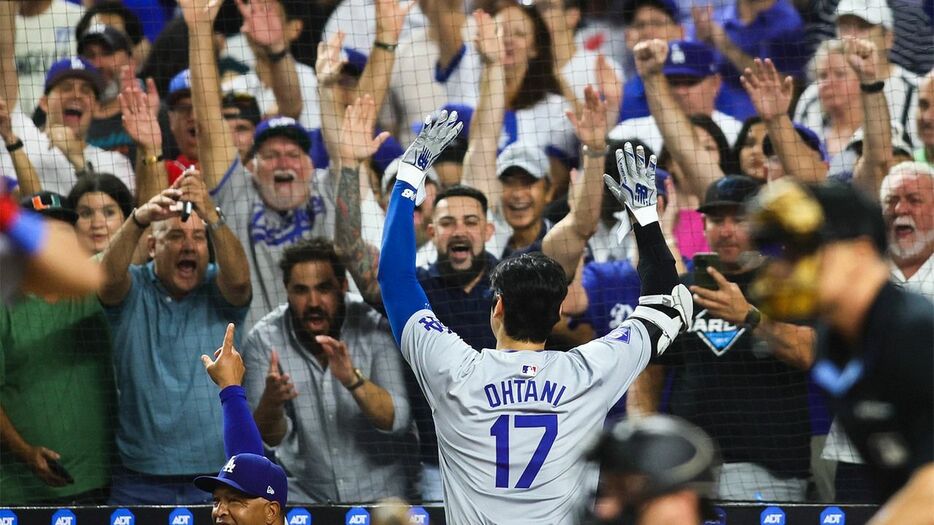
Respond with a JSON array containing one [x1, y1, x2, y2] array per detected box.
[[490, 414, 558, 489]]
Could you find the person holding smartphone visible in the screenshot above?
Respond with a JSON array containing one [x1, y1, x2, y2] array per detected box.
[[627, 174, 817, 502]]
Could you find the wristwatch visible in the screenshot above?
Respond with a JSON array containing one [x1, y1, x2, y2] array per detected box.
[[206, 206, 226, 232], [581, 144, 609, 158], [744, 305, 762, 330], [141, 153, 164, 166], [346, 368, 366, 391]]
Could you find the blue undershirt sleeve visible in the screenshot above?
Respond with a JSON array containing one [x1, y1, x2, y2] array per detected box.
[[219, 385, 264, 457]]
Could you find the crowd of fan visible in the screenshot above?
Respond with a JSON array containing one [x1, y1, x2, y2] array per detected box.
[[0, 0, 931, 509]]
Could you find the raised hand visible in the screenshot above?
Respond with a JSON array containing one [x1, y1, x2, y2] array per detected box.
[[316, 31, 346, 87], [172, 168, 214, 219], [46, 124, 86, 169], [338, 94, 391, 166], [595, 54, 622, 124], [119, 67, 162, 150], [604, 142, 659, 226], [235, 0, 287, 55], [843, 36, 879, 84], [133, 187, 184, 226], [178, 0, 223, 27], [473, 9, 502, 65], [740, 58, 793, 122], [692, 5, 717, 44], [566, 84, 608, 150], [316, 335, 357, 388], [633, 39, 668, 78], [201, 323, 245, 389], [260, 350, 298, 407], [376, 0, 415, 45], [402, 109, 463, 171]]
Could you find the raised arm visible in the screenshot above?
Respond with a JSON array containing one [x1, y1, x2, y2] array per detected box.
[[543, 85, 608, 278], [637, 40, 723, 202], [335, 95, 390, 305], [201, 323, 265, 457], [176, 170, 251, 306], [461, 10, 504, 209], [118, 67, 168, 203], [845, 37, 894, 198], [355, 0, 413, 112], [180, 0, 239, 190], [693, 5, 755, 77], [377, 110, 462, 343], [741, 58, 826, 182], [604, 142, 692, 355], [0, 96, 41, 196], [98, 187, 182, 305], [0, 2, 18, 109], [235, 0, 302, 120], [419, 0, 467, 70]]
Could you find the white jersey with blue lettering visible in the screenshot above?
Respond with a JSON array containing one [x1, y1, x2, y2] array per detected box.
[[400, 309, 653, 525]]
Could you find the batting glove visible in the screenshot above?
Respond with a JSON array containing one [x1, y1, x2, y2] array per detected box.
[[604, 142, 659, 228], [398, 109, 463, 205]]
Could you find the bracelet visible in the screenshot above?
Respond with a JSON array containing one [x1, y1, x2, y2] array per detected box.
[[5, 138, 23, 153], [581, 144, 608, 158], [374, 40, 397, 52], [860, 80, 885, 93], [266, 48, 290, 64], [130, 208, 149, 229], [744, 305, 762, 330], [346, 377, 366, 391], [141, 153, 164, 166]]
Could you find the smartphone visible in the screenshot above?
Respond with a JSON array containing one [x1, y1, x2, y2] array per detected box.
[[692, 252, 721, 290], [46, 458, 75, 484]]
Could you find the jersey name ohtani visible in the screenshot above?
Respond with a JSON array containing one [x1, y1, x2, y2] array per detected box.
[[484, 379, 569, 409]]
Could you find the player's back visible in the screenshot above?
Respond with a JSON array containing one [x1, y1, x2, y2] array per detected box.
[[400, 310, 652, 525]]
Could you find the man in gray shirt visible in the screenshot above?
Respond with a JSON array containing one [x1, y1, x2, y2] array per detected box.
[[242, 238, 414, 504]]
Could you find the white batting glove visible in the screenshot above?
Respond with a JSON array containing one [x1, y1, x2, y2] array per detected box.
[[397, 109, 463, 205], [604, 142, 659, 229]]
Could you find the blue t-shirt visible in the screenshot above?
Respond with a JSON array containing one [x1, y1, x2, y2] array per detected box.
[[105, 262, 248, 475]]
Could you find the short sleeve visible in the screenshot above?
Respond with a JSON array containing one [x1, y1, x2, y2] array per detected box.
[[399, 309, 482, 407], [436, 43, 481, 106], [574, 319, 653, 410]]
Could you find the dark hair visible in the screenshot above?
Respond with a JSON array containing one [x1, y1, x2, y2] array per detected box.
[[66, 173, 134, 221], [732, 116, 763, 163], [279, 238, 346, 286], [434, 184, 489, 215], [658, 114, 738, 175], [494, 0, 563, 110], [75, 1, 144, 45], [490, 252, 568, 343]]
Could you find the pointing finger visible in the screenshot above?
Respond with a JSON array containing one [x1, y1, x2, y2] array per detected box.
[[269, 350, 280, 375]]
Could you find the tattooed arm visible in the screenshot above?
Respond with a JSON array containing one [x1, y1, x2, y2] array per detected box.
[[335, 96, 390, 306]]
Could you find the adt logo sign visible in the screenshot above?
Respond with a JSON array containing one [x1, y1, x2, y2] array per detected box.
[[51, 509, 76, 525], [760, 507, 785, 525], [0, 509, 18, 525], [346, 507, 370, 525], [408, 506, 430, 525], [703, 506, 727, 525], [168, 508, 193, 525], [287, 508, 312, 525], [110, 508, 135, 525], [821, 507, 845, 525]]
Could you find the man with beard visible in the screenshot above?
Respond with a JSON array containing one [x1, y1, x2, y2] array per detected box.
[[98, 169, 252, 504], [915, 70, 934, 165], [242, 238, 413, 504]]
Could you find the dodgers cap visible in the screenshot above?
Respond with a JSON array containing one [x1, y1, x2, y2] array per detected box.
[[195, 453, 288, 508], [251, 116, 311, 157], [44, 57, 104, 97], [664, 40, 716, 78]]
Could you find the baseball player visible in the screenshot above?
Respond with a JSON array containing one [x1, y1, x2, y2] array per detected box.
[[377, 110, 692, 524], [198, 323, 288, 525]]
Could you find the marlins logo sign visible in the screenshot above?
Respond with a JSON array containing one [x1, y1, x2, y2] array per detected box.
[[690, 309, 746, 356]]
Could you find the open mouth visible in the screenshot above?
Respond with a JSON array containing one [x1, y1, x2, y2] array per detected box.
[[506, 202, 532, 212], [63, 108, 83, 125], [273, 173, 296, 184], [894, 224, 915, 238], [187, 127, 197, 139], [176, 259, 197, 277], [448, 240, 472, 263]]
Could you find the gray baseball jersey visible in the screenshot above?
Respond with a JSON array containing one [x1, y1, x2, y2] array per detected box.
[[400, 309, 652, 524]]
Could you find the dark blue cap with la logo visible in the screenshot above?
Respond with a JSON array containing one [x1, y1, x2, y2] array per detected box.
[[251, 116, 312, 157], [664, 41, 717, 78], [44, 56, 104, 97], [194, 453, 288, 508]]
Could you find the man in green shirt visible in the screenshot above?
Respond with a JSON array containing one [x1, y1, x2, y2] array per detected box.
[[0, 191, 114, 504]]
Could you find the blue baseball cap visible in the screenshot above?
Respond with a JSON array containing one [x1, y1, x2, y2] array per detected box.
[[763, 124, 828, 162], [251, 116, 311, 158], [698, 174, 762, 214], [195, 453, 287, 508], [621, 0, 681, 25], [663, 41, 716, 78], [341, 47, 369, 78], [167, 69, 192, 107], [44, 57, 104, 97]]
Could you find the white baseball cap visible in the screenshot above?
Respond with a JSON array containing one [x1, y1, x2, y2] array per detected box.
[[496, 142, 551, 181], [835, 0, 893, 31]]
